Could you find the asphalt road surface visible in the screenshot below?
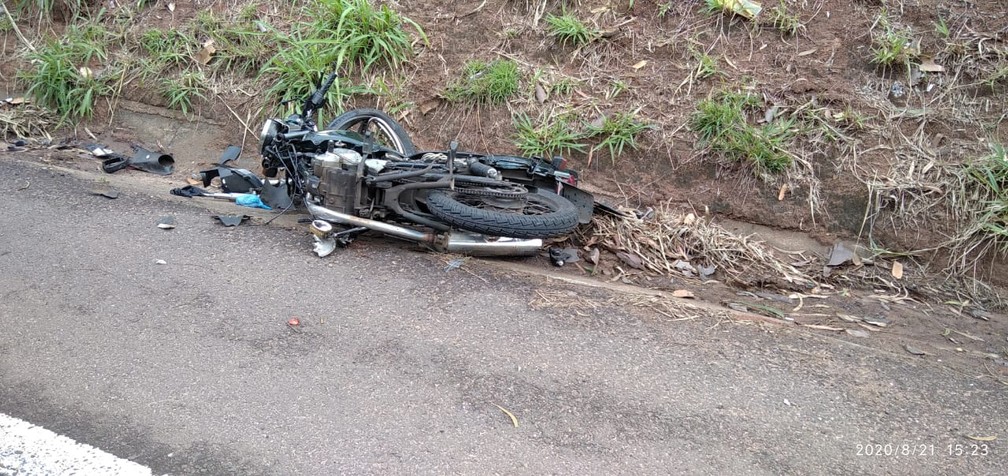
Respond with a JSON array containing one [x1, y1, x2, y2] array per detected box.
[[1, 157, 1005, 475]]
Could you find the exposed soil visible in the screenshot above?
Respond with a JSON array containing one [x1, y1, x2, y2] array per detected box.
[[1, 1, 1007, 379]]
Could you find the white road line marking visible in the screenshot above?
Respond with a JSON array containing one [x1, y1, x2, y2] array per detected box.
[[0, 412, 152, 476]]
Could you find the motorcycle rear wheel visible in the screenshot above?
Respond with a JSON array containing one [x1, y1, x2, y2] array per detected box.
[[426, 189, 580, 238], [326, 109, 417, 156]]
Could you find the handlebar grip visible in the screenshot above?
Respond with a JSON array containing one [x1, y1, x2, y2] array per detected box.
[[277, 130, 310, 141], [310, 72, 338, 107]]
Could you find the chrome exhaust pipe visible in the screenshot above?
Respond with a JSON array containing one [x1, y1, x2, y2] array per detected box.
[[306, 201, 542, 256], [444, 233, 542, 256], [306, 201, 435, 244]]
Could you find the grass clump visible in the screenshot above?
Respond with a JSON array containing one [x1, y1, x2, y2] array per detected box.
[[12, 0, 89, 21], [545, 12, 599, 47], [139, 29, 194, 70], [18, 24, 113, 120], [691, 48, 720, 80], [513, 112, 585, 158], [690, 91, 794, 176], [446, 59, 521, 105], [768, 1, 804, 36], [956, 144, 1008, 260], [260, 0, 423, 106], [586, 110, 651, 164], [869, 11, 918, 69], [162, 70, 208, 116], [313, 0, 423, 69]]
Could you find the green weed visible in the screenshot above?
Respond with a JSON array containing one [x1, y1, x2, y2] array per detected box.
[[445, 59, 521, 105], [260, 0, 423, 105], [692, 49, 720, 79], [690, 91, 794, 175], [139, 29, 194, 69], [768, 1, 803, 36], [586, 110, 651, 164], [870, 11, 918, 69], [551, 77, 578, 96], [208, 24, 271, 76], [18, 25, 113, 120], [934, 16, 950, 39], [260, 34, 364, 111], [657, 2, 674, 17], [13, 0, 88, 21], [545, 12, 599, 47], [162, 70, 208, 116], [958, 144, 1008, 258], [605, 79, 629, 100], [312, 0, 425, 70], [513, 112, 586, 158]]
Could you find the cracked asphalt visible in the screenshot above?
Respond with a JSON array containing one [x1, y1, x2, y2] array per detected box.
[[0, 156, 1005, 475]]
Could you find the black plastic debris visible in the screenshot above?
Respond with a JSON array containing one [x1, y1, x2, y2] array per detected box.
[[260, 181, 292, 210], [196, 167, 263, 193], [213, 214, 249, 227], [218, 145, 241, 165], [549, 247, 580, 267], [4, 138, 28, 152], [101, 154, 131, 173], [170, 185, 209, 197], [100, 147, 174, 175], [130, 148, 175, 175]]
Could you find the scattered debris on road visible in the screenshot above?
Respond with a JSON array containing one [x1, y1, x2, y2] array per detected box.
[[156, 216, 175, 230], [213, 215, 249, 227]]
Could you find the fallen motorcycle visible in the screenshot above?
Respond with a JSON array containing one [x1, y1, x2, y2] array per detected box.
[[257, 72, 594, 256]]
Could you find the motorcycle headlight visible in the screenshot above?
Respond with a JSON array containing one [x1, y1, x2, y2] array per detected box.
[[259, 119, 283, 154]]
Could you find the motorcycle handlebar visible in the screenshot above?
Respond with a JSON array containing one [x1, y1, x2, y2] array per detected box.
[[311, 72, 338, 109], [277, 130, 310, 141]]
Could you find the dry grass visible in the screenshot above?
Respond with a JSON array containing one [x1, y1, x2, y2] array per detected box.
[[579, 203, 819, 290], [0, 102, 55, 140]]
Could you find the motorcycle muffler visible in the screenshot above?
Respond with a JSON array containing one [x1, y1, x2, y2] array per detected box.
[[305, 202, 542, 257]]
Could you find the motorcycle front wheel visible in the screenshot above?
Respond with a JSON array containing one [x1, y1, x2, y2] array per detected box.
[[426, 189, 581, 238], [327, 108, 417, 156]]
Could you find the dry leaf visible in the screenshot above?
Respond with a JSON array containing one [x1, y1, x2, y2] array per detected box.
[[777, 184, 788, 201], [632, 60, 648, 70], [168, 2, 176, 12], [616, 251, 644, 269], [967, 435, 997, 442], [494, 404, 518, 427], [892, 261, 904, 280], [845, 329, 870, 338], [919, 58, 945, 72], [418, 97, 441, 115], [836, 314, 860, 323], [672, 289, 695, 299], [797, 48, 818, 57], [196, 40, 216, 65]]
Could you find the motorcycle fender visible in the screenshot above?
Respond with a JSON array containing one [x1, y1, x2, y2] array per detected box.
[[560, 184, 594, 224]]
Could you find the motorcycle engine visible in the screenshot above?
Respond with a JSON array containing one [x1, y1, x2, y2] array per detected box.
[[309, 148, 362, 214]]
